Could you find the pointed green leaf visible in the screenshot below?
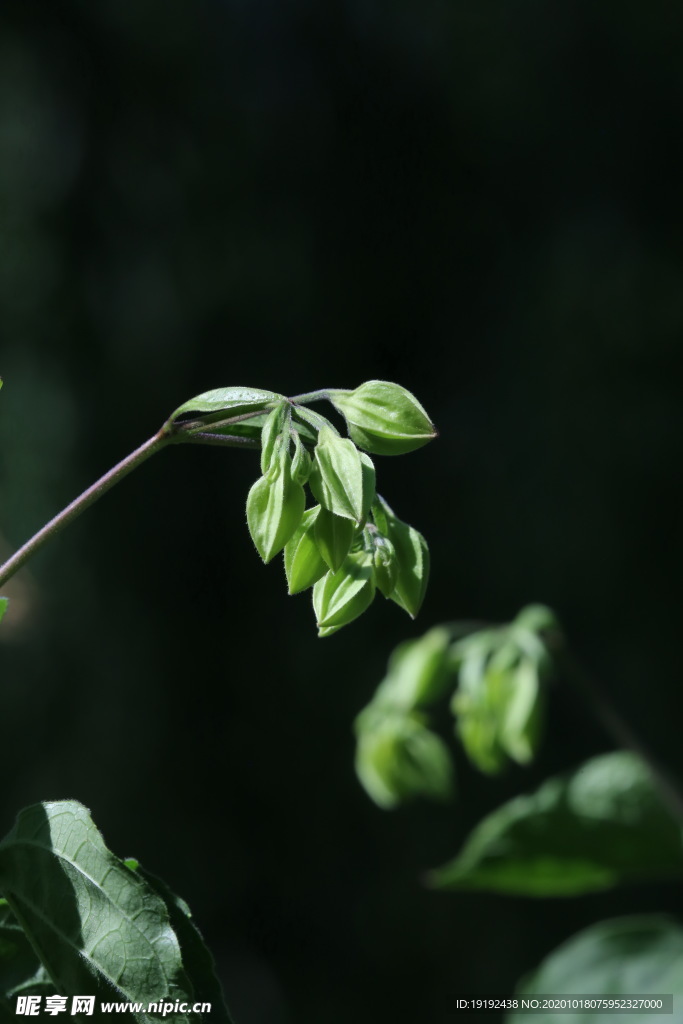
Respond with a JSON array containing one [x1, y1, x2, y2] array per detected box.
[[329, 381, 437, 455], [246, 447, 306, 563], [430, 752, 683, 896], [312, 551, 375, 635], [0, 802, 199, 1021], [283, 507, 327, 594], [513, 916, 683, 1023], [309, 426, 365, 522], [355, 714, 454, 809], [166, 387, 283, 429], [313, 508, 355, 571], [377, 497, 429, 617]]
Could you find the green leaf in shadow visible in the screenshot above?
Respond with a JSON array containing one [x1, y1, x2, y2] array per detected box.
[[0, 900, 51, 1015], [511, 916, 683, 1023], [429, 752, 683, 896]]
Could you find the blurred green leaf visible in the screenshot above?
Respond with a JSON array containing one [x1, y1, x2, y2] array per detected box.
[[451, 611, 552, 773], [329, 381, 437, 455], [430, 752, 683, 896], [0, 600, 7, 627], [499, 657, 543, 765], [0, 802, 201, 1021], [371, 627, 453, 712], [355, 713, 454, 809], [452, 662, 508, 774], [511, 916, 683, 1024]]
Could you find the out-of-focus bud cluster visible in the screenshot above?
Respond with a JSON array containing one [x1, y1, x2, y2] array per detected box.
[[164, 381, 436, 636], [354, 627, 455, 808], [451, 605, 557, 774], [354, 608, 559, 808]]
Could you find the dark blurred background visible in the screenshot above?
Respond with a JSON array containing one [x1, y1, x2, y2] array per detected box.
[[1, 1, 683, 1021]]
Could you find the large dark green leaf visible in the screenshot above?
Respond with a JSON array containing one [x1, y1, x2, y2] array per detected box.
[[430, 752, 683, 896], [136, 869, 233, 1024], [0, 802, 202, 1022], [510, 916, 683, 1023]]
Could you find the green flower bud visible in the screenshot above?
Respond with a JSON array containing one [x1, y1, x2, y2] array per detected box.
[[283, 507, 328, 594], [362, 527, 398, 597], [259, 402, 288, 475], [359, 451, 376, 518], [313, 507, 355, 571], [246, 446, 305, 563], [373, 497, 429, 618], [309, 425, 366, 523], [312, 550, 375, 636], [329, 380, 437, 456], [290, 432, 312, 485], [355, 713, 454, 809]]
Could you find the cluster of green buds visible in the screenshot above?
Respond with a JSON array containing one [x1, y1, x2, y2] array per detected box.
[[164, 380, 436, 636], [354, 606, 559, 808]]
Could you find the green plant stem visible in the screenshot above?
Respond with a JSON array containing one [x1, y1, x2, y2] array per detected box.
[[0, 431, 169, 589], [169, 408, 269, 435], [181, 432, 259, 449], [289, 389, 331, 405], [0, 407, 265, 591], [563, 652, 683, 822]]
